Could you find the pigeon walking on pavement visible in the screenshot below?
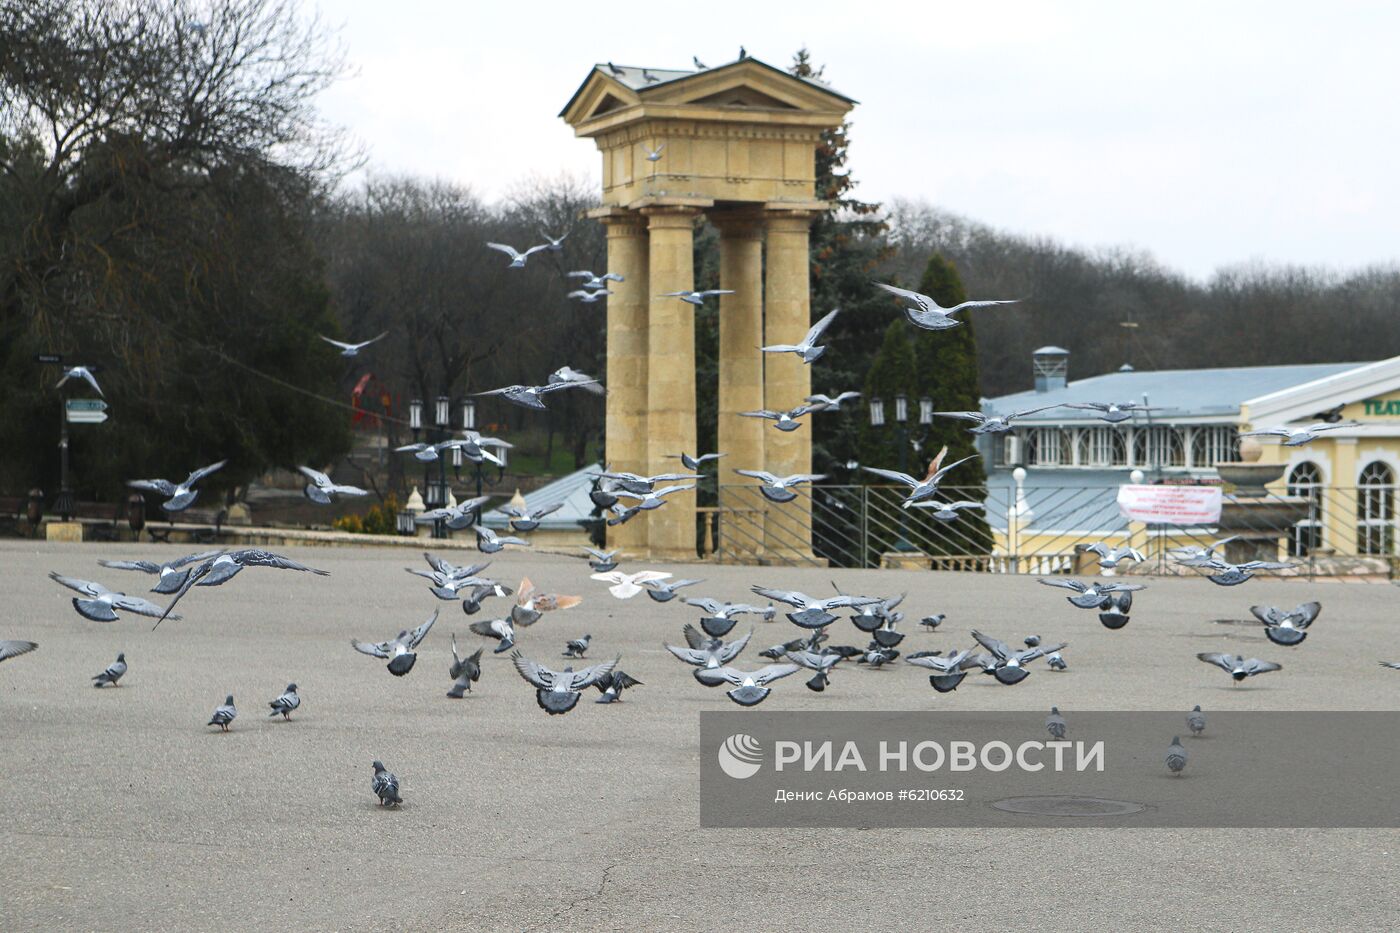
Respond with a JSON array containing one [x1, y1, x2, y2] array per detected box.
[[91, 652, 127, 687], [563, 634, 592, 659], [268, 684, 300, 720], [1187, 705, 1206, 737], [372, 760, 402, 806], [207, 695, 237, 732], [1166, 737, 1188, 776], [1046, 706, 1067, 740]]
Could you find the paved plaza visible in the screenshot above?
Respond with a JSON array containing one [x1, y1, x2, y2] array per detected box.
[[2, 539, 1398, 931]]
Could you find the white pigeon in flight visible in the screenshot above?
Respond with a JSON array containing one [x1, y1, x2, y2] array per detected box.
[[761, 307, 839, 364], [875, 282, 1017, 331]]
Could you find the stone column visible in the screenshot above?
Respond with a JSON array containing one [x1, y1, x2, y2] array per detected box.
[[598, 209, 650, 553], [642, 205, 700, 561], [713, 211, 767, 537], [763, 208, 819, 558]]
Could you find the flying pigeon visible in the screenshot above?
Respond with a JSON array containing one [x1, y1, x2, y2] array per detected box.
[[56, 364, 103, 395], [913, 500, 986, 522], [874, 282, 1017, 331], [1082, 543, 1146, 571], [49, 573, 180, 623], [98, 549, 224, 594], [92, 652, 127, 687], [584, 548, 621, 573], [540, 230, 568, 251], [970, 629, 1066, 685], [593, 670, 642, 704], [504, 577, 579, 627], [905, 649, 971, 692], [1167, 536, 1239, 563], [642, 577, 704, 603], [1180, 557, 1296, 586], [566, 270, 624, 289], [0, 640, 38, 664], [351, 610, 438, 676], [510, 651, 619, 715], [661, 289, 733, 306], [591, 570, 673, 599], [415, 496, 492, 531], [1240, 421, 1361, 446], [469, 616, 517, 654], [614, 484, 696, 513], [156, 549, 329, 625], [804, 391, 862, 412], [693, 55, 707, 69], [486, 241, 549, 268], [1166, 737, 1187, 776], [1024, 635, 1042, 648], [1249, 602, 1321, 646], [1380, 661, 1400, 671], [693, 664, 800, 707], [734, 470, 825, 503], [1064, 401, 1160, 423], [207, 695, 237, 732], [591, 469, 700, 495], [861, 446, 978, 509], [665, 626, 753, 672], [932, 406, 1059, 433], [547, 366, 606, 397], [497, 500, 563, 533], [1046, 706, 1067, 740], [372, 760, 402, 806], [127, 460, 226, 512], [446, 634, 483, 698], [567, 288, 612, 303], [682, 598, 775, 638], [761, 307, 839, 363], [739, 406, 813, 433], [750, 586, 880, 630], [668, 451, 725, 471], [1097, 589, 1135, 629], [462, 581, 512, 615], [563, 634, 591, 658], [784, 648, 845, 692], [1187, 705, 1206, 737], [1196, 652, 1282, 683], [475, 379, 596, 411], [645, 143, 665, 162], [760, 632, 829, 660], [1037, 578, 1146, 610], [268, 684, 299, 719], [318, 331, 387, 357], [297, 465, 369, 504], [475, 526, 529, 554]]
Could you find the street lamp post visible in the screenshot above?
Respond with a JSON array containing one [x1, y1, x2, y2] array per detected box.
[[431, 395, 450, 539]]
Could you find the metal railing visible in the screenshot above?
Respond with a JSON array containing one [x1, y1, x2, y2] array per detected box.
[[707, 482, 1400, 580]]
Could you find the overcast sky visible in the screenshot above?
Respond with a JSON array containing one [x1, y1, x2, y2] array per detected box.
[[314, 0, 1398, 280]]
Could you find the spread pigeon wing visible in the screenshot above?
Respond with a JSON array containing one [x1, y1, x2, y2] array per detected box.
[[352, 638, 392, 659], [405, 609, 438, 649]]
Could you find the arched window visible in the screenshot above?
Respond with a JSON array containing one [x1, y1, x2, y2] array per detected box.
[[1357, 461, 1395, 555], [1287, 461, 1323, 557]]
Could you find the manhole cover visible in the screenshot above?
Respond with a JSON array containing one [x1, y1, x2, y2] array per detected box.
[[991, 795, 1145, 817]]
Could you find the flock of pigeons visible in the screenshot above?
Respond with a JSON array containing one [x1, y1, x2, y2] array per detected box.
[[18, 181, 1388, 807]]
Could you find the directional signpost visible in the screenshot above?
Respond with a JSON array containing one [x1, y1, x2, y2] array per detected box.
[[65, 398, 109, 424]]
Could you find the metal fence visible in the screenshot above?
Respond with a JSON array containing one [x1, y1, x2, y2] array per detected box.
[[706, 483, 1400, 581]]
